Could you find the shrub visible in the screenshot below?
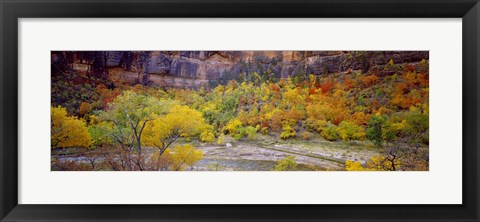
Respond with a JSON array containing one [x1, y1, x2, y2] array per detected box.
[[366, 115, 386, 146], [321, 125, 339, 141], [233, 127, 246, 140], [200, 131, 215, 142], [217, 133, 225, 145], [337, 121, 366, 142], [345, 160, 366, 171], [244, 126, 258, 139], [280, 124, 296, 140], [301, 131, 311, 140], [225, 118, 243, 135], [305, 118, 327, 133], [79, 102, 91, 117], [275, 156, 298, 171]]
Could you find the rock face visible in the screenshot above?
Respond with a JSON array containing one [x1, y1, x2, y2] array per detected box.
[[51, 51, 429, 88]]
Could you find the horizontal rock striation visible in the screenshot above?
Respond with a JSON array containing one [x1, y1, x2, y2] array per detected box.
[[51, 51, 429, 87]]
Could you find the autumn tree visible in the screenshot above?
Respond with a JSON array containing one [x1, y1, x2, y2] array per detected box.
[[366, 115, 386, 146], [321, 125, 340, 141], [142, 105, 209, 158], [337, 121, 366, 142], [51, 106, 92, 149], [78, 102, 91, 117], [51, 53, 429, 171], [244, 126, 258, 139], [280, 122, 296, 140], [99, 90, 173, 156], [170, 144, 204, 171], [345, 160, 366, 171], [381, 110, 429, 170], [346, 155, 400, 171], [87, 120, 114, 147], [224, 118, 243, 135], [200, 130, 215, 142], [399, 109, 429, 151]]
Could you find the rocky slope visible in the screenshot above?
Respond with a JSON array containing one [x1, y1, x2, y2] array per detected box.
[[51, 51, 429, 88]]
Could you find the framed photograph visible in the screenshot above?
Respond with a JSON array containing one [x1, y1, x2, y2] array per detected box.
[[1, 0, 479, 221]]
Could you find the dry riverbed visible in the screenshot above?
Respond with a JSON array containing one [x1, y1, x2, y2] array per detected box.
[[194, 137, 381, 171], [52, 135, 382, 171]]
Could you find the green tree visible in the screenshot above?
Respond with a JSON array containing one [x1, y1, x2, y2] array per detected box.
[[366, 115, 386, 146], [321, 125, 340, 141], [99, 90, 173, 155], [244, 126, 258, 139], [337, 121, 366, 142], [403, 111, 429, 150]]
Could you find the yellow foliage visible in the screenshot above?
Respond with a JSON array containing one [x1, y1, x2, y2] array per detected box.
[[200, 131, 215, 142], [202, 102, 217, 113], [170, 144, 204, 171], [367, 155, 400, 171], [225, 118, 243, 135], [345, 160, 367, 171], [217, 133, 225, 145], [214, 85, 226, 94], [88, 114, 100, 124], [149, 144, 204, 171], [51, 106, 92, 148], [264, 108, 280, 120], [375, 107, 392, 116], [345, 155, 400, 171], [349, 112, 370, 126], [283, 88, 305, 107], [142, 105, 209, 149], [337, 121, 366, 142], [388, 59, 394, 65], [309, 74, 317, 87], [305, 118, 327, 133], [275, 156, 297, 171], [306, 103, 332, 122], [280, 123, 296, 140]]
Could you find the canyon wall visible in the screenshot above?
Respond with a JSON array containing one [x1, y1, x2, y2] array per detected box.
[[51, 51, 429, 88]]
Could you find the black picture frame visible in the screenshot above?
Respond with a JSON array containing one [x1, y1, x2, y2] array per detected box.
[[1, 0, 479, 221]]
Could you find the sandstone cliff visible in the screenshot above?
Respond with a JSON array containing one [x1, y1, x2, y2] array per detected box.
[[51, 51, 428, 88]]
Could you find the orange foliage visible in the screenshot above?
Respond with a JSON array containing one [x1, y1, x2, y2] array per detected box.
[[344, 78, 355, 90], [320, 81, 332, 94], [101, 89, 121, 108], [79, 102, 91, 116], [362, 74, 378, 87], [405, 64, 416, 72], [270, 108, 305, 131], [404, 72, 417, 86], [350, 112, 370, 126], [417, 73, 429, 88], [394, 82, 408, 94]]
